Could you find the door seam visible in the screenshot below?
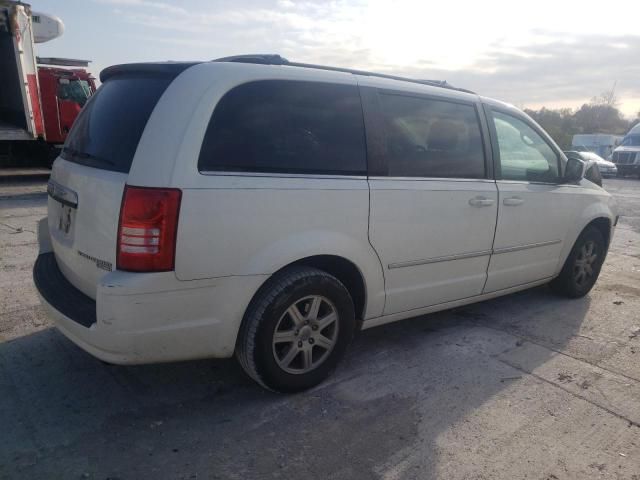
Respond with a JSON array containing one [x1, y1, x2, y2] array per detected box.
[[482, 181, 500, 293]]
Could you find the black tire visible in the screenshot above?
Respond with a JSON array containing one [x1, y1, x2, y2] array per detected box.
[[236, 266, 356, 393], [550, 226, 606, 298]]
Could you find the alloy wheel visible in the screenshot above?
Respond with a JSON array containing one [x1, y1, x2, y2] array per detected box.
[[272, 295, 339, 374]]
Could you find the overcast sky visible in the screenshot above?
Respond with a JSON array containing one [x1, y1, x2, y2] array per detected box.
[[35, 0, 640, 118]]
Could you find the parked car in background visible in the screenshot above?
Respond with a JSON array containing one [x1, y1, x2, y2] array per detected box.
[[572, 134, 623, 160], [34, 55, 617, 392], [564, 150, 617, 181], [612, 124, 640, 178]]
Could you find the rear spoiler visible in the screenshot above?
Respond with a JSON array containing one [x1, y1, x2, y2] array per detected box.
[[100, 62, 200, 83]]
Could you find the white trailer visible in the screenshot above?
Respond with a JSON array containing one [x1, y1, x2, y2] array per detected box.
[[572, 134, 623, 160], [0, 1, 42, 142]]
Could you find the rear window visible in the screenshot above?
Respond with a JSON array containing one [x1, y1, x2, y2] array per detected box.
[[198, 80, 367, 175], [61, 75, 172, 173], [378, 93, 485, 179]]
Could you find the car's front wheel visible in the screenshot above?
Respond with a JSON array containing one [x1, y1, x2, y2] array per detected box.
[[550, 225, 606, 298], [236, 266, 356, 392]]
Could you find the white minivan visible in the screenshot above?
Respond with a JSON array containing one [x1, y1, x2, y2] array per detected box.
[[34, 55, 617, 392]]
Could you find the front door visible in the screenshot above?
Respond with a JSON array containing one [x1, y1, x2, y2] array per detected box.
[[363, 87, 498, 315], [484, 108, 580, 292]]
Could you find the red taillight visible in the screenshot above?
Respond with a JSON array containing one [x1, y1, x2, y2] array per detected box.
[[117, 185, 182, 272]]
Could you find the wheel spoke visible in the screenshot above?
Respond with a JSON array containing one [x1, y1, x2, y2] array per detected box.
[[585, 242, 594, 256], [301, 348, 313, 370], [317, 312, 337, 331], [308, 296, 322, 321], [280, 345, 299, 368], [314, 334, 333, 350], [273, 330, 297, 343], [287, 304, 305, 326]]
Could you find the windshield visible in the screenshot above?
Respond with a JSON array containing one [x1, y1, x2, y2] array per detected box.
[[58, 79, 92, 107], [621, 135, 640, 147]]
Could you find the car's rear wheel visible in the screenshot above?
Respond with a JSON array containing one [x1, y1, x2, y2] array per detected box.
[[236, 266, 356, 392], [550, 225, 606, 298]]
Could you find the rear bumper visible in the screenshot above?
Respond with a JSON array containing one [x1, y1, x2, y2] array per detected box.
[[33, 250, 267, 365], [34, 253, 96, 327]]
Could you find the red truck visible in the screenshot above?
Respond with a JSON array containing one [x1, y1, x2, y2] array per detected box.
[[1, 1, 96, 166]]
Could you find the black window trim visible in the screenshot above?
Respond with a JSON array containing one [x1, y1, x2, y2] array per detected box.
[[485, 104, 566, 185], [197, 79, 369, 178], [198, 170, 368, 180], [363, 87, 492, 180]]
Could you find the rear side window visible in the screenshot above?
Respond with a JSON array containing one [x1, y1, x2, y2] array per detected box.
[[198, 80, 366, 175], [61, 75, 172, 173], [378, 93, 485, 178]]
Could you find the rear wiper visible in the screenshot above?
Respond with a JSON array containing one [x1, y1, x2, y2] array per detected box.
[[62, 147, 115, 166]]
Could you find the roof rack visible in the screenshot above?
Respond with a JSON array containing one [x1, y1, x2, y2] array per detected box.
[[212, 54, 475, 94]]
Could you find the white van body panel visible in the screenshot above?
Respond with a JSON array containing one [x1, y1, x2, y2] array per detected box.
[[48, 158, 126, 298], [126, 64, 386, 318], [129, 62, 358, 188], [368, 178, 498, 315], [175, 177, 386, 319], [36, 60, 617, 366], [38, 214, 267, 363], [486, 181, 589, 292], [555, 182, 617, 268]]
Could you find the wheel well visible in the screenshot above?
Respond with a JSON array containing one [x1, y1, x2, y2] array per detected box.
[[289, 255, 367, 321], [586, 217, 611, 246]]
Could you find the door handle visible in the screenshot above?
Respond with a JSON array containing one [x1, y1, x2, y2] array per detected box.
[[469, 196, 495, 207], [503, 196, 524, 206]]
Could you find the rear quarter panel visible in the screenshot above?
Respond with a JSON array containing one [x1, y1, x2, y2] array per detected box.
[[175, 177, 386, 321], [132, 63, 386, 319]]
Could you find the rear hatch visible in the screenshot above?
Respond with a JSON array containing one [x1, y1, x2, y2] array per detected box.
[[47, 65, 189, 299]]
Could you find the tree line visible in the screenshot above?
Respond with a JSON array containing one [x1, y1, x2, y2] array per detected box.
[[525, 92, 640, 150]]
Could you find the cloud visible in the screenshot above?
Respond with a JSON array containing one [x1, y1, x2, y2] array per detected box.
[[96, 0, 188, 15], [95, 0, 640, 117], [394, 34, 640, 115]]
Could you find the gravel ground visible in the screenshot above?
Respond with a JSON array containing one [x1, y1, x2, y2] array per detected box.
[[1, 176, 639, 480]]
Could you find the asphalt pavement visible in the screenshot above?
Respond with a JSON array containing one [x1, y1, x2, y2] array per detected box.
[[1, 176, 639, 479]]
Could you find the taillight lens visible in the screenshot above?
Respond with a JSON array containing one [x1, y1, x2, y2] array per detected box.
[[117, 185, 182, 272]]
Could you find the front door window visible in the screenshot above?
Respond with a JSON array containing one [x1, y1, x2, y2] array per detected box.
[[493, 111, 560, 183]]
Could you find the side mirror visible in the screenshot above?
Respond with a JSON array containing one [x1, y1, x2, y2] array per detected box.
[[564, 157, 585, 183]]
